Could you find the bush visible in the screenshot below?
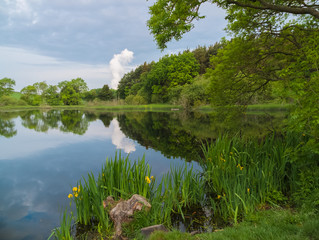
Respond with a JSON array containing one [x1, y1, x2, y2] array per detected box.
[[132, 95, 147, 105], [125, 95, 147, 105], [0, 96, 27, 106], [125, 95, 135, 104]]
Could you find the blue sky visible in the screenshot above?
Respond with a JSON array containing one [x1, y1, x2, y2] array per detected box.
[[0, 0, 227, 90]]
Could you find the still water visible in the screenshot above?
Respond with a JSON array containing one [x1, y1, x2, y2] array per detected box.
[[0, 109, 285, 240]]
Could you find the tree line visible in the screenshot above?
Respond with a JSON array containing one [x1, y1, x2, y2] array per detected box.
[[0, 77, 116, 106]]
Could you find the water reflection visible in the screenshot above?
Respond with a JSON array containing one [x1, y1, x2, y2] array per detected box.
[[0, 109, 287, 160], [111, 119, 136, 153], [0, 109, 286, 239], [0, 119, 17, 138]]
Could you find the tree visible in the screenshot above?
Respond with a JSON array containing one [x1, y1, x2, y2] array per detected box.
[[145, 52, 199, 102], [20, 85, 42, 106], [83, 89, 98, 101], [58, 78, 88, 105], [33, 81, 48, 96], [43, 85, 61, 106], [98, 85, 113, 101], [0, 78, 15, 97], [58, 78, 88, 94], [118, 63, 153, 99], [60, 84, 81, 105], [147, 0, 319, 49]]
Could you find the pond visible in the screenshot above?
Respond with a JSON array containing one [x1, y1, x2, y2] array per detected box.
[[0, 109, 286, 240]]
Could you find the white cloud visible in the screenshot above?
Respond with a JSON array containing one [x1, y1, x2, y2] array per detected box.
[[2, 0, 39, 27], [0, 46, 112, 90], [109, 49, 134, 89]]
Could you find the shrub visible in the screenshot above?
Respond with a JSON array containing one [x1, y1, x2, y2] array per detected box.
[[0, 96, 28, 106]]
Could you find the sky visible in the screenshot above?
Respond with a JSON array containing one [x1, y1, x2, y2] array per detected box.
[[0, 0, 227, 91]]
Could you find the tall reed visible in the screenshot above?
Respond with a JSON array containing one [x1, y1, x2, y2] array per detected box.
[[201, 134, 299, 223], [54, 152, 203, 239]]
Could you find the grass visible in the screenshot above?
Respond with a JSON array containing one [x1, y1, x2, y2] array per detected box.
[[149, 208, 319, 240], [10, 92, 22, 99], [198, 103, 290, 112], [0, 103, 183, 112]]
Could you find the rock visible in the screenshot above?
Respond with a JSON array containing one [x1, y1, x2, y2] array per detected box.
[[108, 194, 151, 239], [140, 224, 168, 238], [190, 230, 200, 236], [103, 196, 115, 209]]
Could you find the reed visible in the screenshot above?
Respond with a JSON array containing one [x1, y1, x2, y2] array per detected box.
[[54, 152, 203, 239], [48, 208, 73, 240], [201, 134, 299, 223]]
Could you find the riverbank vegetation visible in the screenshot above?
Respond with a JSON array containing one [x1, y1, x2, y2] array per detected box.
[[49, 132, 319, 239]]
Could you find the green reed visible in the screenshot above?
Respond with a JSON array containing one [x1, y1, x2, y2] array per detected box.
[[53, 152, 203, 239], [201, 134, 299, 224], [48, 208, 73, 240], [147, 164, 204, 226]]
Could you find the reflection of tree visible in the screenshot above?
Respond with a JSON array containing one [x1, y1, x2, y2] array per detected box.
[[0, 119, 17, 138], [206, 108, 287, 138], [60, 110, 89, 135], [118, 112, 204, 161], [14, 109, 96, 135], [99, 113, 114, 128], [21, 110, 49, 132], [117, 111, 287, 161], [0, 111, 24, 120]]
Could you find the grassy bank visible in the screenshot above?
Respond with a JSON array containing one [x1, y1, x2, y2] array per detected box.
[[198, 103, 290, 112], [0, 103, 183, 112], [1, 98, 289, 113], [149, 209, 319, 240]]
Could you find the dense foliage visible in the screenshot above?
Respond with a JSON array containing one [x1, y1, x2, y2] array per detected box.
[[147, 0, 319, 149]]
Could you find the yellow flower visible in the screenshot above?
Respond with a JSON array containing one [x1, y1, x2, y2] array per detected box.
[[237, 164, 243, 170], [150, 176, 154, 180], [217, 195, 221, 199], [247, 188, 250, 193], [145, 176, 151, 184], [78, 186, 80, 192], [74, 192, 79, 198], [302, 133, 306, 137], [72, 187, 78, 192], [68, 194, 73, 198], [230, 152, 233, 155]]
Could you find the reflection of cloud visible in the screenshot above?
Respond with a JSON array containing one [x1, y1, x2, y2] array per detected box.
[[111, 119, 136, 153]]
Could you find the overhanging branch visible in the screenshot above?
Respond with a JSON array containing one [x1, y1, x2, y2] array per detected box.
[[226, 0, 319, 19]]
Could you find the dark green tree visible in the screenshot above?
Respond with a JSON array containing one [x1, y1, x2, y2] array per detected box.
[[98, 84, 113, 101]]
